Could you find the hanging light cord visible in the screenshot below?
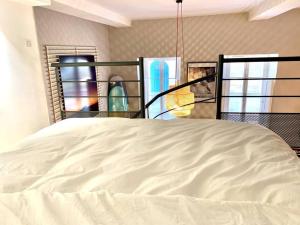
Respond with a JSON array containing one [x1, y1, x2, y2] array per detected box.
[[175, 2, 179, 81], [181, 2, 184, 75], [175, 1, 184, 83]]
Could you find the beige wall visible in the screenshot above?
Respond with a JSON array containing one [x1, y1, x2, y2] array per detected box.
[[109, 9, 300, 118], [34, 7, 110, 61], [34, 7, 111, 122], [272, 61, 300, 113], [0, 0, 49, 151]]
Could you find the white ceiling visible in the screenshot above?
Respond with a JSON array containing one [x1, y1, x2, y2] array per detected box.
[[38, 0, 300, 27], [91, 0, 264, 20]]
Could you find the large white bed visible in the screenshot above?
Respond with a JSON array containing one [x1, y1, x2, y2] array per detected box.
[[0, 118, 299, 224]]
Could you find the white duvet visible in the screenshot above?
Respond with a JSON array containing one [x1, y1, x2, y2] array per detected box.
[[0, 118, 299, 224]]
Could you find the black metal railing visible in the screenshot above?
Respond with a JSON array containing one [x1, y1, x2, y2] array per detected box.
[[217, 54, 300, 151], [133, 74, 217, 119], [51, 57, 145, 120]]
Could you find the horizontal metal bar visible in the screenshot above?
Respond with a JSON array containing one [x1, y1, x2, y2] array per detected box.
[[292, 147, 300, 151], [221, 112, 300, 114], [51, 61, 140, 67], [63, 111, 139, 113], [59, 80, 140, 83], [223, 56, 300, 63], [46, 44, 96, 48], [222, 77, 300, 80], [63, 96, 141, 98], [221, 95, 300, 98]]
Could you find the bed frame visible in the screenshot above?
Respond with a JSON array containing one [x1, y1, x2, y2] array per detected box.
[[216, 55, 300, 156]]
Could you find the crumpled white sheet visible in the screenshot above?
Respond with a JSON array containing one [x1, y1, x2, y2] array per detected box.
[[0, 191, 299, 225], [0, 118, 299, 224]]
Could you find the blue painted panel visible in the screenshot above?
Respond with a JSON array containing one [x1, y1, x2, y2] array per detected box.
[[150, 61, 169, 93]]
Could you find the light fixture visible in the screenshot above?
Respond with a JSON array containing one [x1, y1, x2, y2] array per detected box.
[[166, 0, 195, 117], [166, 85, 194, 117]]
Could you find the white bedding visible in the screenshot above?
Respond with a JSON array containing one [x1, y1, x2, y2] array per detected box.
[[0, 118, 299, 224]]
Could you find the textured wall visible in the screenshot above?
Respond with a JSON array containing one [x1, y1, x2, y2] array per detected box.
[[34, 7, 111, 122], [34, 7, 110, 61], [272, 62, 300, 113], [109, 9, 300, 118]]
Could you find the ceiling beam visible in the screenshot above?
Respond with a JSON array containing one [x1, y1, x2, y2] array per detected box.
[[8, 0, 51, 6], [249, 0, 300, 20], [43, 0, 131, 27]]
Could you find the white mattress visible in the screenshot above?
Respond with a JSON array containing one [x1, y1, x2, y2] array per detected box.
[[0, 118, 299, 224]]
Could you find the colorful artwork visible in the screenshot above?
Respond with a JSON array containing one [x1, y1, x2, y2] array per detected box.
[[187, 62, 217, 102], [59, 55, 99, 112]]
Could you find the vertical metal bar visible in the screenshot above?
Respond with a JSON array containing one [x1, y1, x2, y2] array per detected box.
[[139, 57, 146, 118], [55, 67, 65, 120], [216, 54, 224, 119], [160, 61, 164, 119]]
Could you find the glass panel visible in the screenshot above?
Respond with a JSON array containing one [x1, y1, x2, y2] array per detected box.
[[248, 62, 264, 78], [268, 62, 278, 78], [223, 54, 280, 114], [246, 98, 261, 112], [148, 99, 162, 119], [165, 59, 177, 79], [247, 80, 262, 95], [169, 78, 176, 86], [229, 63, 245, 78], [228, 97, 242, 112], [229, 80, 243, 95]]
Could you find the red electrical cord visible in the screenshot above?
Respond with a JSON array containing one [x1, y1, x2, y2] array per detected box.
[[175, 1, 185, 82], [175, 2, 179, 80], [181, 2, 184, 73]]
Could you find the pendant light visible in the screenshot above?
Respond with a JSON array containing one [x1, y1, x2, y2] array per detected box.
[[166, 0, 195, 117]]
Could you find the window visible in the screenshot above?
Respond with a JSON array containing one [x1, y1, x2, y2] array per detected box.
[[144, 58, 180, 119], [223, 54, 278, 113]]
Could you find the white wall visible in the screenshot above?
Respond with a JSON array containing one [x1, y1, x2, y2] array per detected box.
[[0, 0, 49, 151]]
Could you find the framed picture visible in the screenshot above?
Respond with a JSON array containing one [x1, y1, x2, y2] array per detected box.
[[187, 61, 217, 103]]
